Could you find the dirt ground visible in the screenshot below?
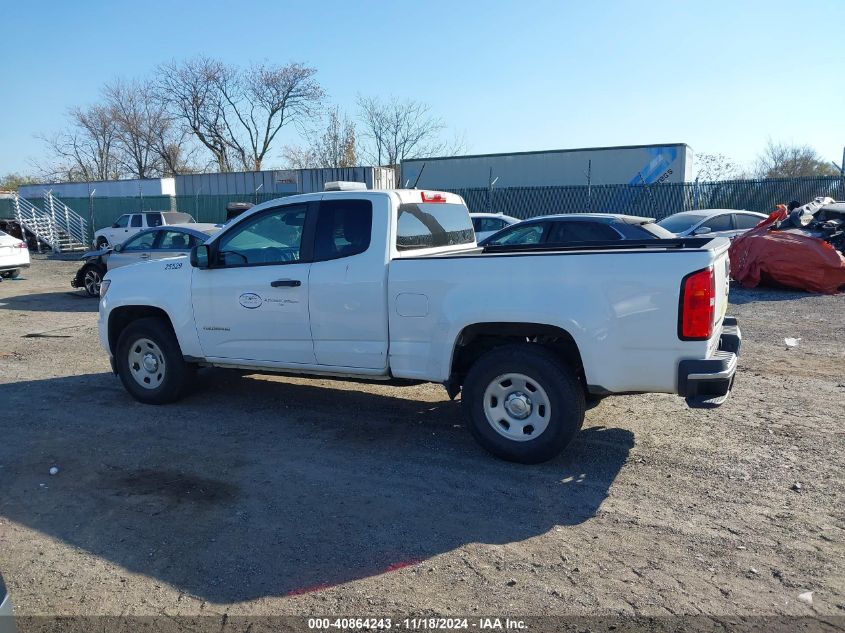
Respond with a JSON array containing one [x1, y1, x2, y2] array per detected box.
[[0, 255, 843, 622]]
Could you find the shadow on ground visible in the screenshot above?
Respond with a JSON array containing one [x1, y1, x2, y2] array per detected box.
[[728, 284, 818, 304], [0, 291, 97, 313], [0, 370, 633, 602]]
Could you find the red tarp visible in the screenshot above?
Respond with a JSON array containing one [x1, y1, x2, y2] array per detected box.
[[728, 205, 845, 294]]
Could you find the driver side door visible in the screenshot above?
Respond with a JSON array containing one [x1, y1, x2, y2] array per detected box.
[[190, 203, 317, 365]]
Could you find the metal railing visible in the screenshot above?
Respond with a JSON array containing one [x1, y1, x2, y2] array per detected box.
[[12, 193, 88, 252], [43, 191, 88, 249]]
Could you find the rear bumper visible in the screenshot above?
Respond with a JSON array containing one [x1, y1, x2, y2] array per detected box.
[[678, 316, 741, 407], [0, 262, 29, 272]]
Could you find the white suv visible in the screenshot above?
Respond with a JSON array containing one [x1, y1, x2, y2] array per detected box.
[[93, 211, 195, 249]]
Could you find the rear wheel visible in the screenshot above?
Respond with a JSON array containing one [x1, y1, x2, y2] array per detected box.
[[462, 344, 585, 464], [81, 264, 105, 297], [116, 317, 195, 404]]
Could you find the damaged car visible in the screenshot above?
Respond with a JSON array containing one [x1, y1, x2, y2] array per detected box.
[[72, 224, 219, 297], [729, 197, 845, 294]]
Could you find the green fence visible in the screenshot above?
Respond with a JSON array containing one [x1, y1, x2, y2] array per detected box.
[[2, 176, 843, 239], [449, 175, 845, 220]]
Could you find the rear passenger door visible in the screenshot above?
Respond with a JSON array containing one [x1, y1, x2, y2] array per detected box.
[[308, 197, 388, 370], [150, 229, 196, 261], [698, 214, 735, 238], [733, 213, 762, 235]]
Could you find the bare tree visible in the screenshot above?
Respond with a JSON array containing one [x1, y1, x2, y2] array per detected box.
[[694, 153, 744, 181], [40, 104, 122, 181], [283, 145, 320, 169], [157, 57, 233, 172], [217, 62, 323, 170], [158, 58, 323, 172], [285, 107, 357, 169], [357, 95, 461, 168], [104, 80, 162, 178], [754, 140, 838, 178]]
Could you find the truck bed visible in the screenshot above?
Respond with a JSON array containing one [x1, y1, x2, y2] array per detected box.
[[405, 237, 719, 258]]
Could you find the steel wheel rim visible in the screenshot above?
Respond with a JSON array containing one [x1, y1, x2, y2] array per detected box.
[[84, 269, 101, 296], [128, 337, 166, 390], [482, 372, 551, 442]]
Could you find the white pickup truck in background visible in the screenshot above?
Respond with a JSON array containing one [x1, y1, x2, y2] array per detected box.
[[98, 185, 741, 463]]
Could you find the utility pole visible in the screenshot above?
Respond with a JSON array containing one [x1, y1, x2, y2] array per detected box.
[[832, 147, 845, 200], [585, 160, 592, 212], [88, 187, 96, 246]]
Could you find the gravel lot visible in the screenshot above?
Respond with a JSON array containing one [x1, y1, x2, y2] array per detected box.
[[0, 255, 843, 621]]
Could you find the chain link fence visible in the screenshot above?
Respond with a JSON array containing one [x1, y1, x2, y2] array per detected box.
[[2, 176, 843, 235], [449, 176, 845, 219]]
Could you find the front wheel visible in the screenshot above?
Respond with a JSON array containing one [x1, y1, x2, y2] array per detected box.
[[81, 264, 105, 297], [116, 317, 195, 404], [462, 344, 585, 464], [96, 237, 109, 250]]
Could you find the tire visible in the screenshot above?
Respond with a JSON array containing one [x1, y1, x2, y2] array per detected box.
[[81, 264, 105, 297], [1, 269, 19, 279], [96, 237, 109, 250], [462, 344, 585, 464], [115, 317, 195, 404]]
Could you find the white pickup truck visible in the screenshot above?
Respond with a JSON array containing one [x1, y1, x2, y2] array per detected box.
[[98, 186, 741, 463]]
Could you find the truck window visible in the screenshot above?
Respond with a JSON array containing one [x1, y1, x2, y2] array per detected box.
[[396, 203, 474, 250], [216, 205, 306, 266], [130, 215, 143, 228], [146, 213, 164, 227], [113, 215, 130, 228], [314, 200, 372, 261]]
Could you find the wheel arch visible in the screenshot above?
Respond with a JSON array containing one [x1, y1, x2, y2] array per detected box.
[[107, 305, 177, 356], [448, 322, 587, 391]]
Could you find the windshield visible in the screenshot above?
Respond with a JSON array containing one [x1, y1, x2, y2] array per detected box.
[[396, 203, 475, 250], [657, 214, 706, 233]]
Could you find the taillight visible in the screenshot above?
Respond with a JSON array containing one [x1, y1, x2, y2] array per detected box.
[[420, 191, 447, 203], [679, 266, 715, 340], [17, 241, 27, 249]]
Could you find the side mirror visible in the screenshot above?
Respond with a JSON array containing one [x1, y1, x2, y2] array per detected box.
[[693, 226, 712, 235], [191, 244, 210, 269], [113, 243, 123, 253]]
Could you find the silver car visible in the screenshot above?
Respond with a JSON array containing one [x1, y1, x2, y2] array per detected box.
[[657, 209, 768, 239], [469, 213, 520, 242], [72, 224, 219, 297]]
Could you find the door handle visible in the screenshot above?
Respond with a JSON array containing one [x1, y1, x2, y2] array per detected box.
[[271, 279, 301, 287]]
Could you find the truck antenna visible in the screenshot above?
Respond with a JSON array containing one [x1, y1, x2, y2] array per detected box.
[[411, 163, 427, 189]]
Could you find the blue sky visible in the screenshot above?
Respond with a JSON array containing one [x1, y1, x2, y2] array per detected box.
[[1, 0, 843, 176]]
